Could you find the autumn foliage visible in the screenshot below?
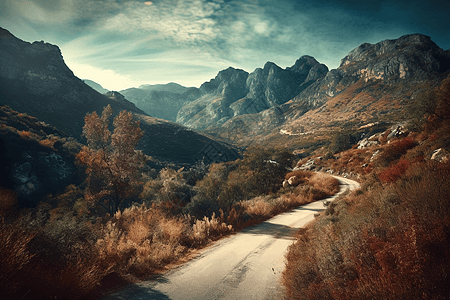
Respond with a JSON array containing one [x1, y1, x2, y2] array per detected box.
[[76, 105, 146, 215], [283, 161, 450, 299]]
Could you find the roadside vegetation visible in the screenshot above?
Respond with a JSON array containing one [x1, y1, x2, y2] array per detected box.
[[0, 106, 339, 299], [282, 75, 450, 299]]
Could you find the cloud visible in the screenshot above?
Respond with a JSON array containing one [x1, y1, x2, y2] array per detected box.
[[66, 61, 144, 90], [3, 0, 448, 91]]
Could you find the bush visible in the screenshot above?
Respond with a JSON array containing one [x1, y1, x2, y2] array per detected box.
[[377, 159, 410, 183], [375, 137, 416, 167], [282, 161, 450, 300]]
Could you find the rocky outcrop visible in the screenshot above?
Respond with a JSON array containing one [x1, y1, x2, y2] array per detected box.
[[297, 34, 450, 108], [176, 67, 249, 129], [431, 148, 449, 163]]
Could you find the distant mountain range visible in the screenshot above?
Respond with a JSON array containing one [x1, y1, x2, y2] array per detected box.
[[83, 34, 450, 154], [119, 83, 200, 122], [2, 25, 450, 203], [2, 24, 450, 165], [0, 27, 239, 167]]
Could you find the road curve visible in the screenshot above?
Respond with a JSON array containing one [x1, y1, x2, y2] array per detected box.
[[105, 175, 360, 300]]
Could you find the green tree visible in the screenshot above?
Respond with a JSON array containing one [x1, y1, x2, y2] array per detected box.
[[77, 105, 146, 215], [329, 130, 353, 154]]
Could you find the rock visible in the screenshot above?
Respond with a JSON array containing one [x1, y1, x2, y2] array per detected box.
[[287, 176, 302, 186], [431, 148, 449, 163], [370, 150, 381, 162], [299, 158, 316, 170], [177, 56, 328, 130], [357, 138, 380, 149], [387, 124, 409, 140]]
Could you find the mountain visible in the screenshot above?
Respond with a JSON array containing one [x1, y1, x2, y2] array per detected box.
[[83, 79, 109, 94], [0, 27, 239, 165], [176, 56, 328, 130], [120, 84, 201, 122], [137, 82, 190, 93], [178, 34, 450, 151]]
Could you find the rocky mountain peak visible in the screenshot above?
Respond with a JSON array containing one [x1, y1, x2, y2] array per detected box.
[[287, 55, 328, 76], [340, 34, 438, 67], [200, 67, 249, 96]]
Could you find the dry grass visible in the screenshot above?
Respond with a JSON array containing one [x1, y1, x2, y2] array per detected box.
[[96, 204, 232, 278], [227, 172, 340, 230]]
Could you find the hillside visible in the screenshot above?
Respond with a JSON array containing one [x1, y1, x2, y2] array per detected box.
[[0, 105, 83, 206], [83, 79, 109, 94], [0, 27, 239, 165], [282, 74, 450, 299], [175, 34, 450, 153]]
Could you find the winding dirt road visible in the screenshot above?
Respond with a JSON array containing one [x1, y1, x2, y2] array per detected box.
[[106, 176, 360, 300]]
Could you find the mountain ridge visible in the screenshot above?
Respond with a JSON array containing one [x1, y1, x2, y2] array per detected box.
[[181, 33, 450, 151], [0, 27, 239, 166]]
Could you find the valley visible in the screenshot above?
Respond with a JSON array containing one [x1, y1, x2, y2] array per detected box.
[[1, 25, 450, 300], [106, 176, 359, 300]]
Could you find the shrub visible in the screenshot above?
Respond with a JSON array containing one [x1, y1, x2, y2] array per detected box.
[[282, 161, 450, 300], [19, 130, 32, 138], [375, 137, 416, 167], [377, 159, 410, 183]]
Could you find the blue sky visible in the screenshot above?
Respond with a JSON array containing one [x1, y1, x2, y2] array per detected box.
[[1, 0, 449, 90]]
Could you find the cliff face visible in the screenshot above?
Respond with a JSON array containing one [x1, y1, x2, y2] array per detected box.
[[0, 27, 143, 138], [0, 27, 239, 165]]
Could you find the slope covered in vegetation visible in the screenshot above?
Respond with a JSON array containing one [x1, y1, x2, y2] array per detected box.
[[282, 75, 450, 299], [0, 106, 339, 299]]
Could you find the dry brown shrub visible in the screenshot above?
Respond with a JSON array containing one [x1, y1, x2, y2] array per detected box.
[[308, 173, 340, 197], [242, 196, 274, 218], [285, 170, 313, 180], [283, 161, 450, 300], [19, 130, 32, 138], [39, 138, 57, 149], [191, 211, 232, 246], [0, 217, 35, 297]]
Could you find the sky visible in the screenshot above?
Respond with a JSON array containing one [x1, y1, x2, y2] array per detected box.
[[1, 0, 449, 91]]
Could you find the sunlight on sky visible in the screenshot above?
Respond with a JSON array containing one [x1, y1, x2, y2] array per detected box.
[[1, 0, 448, 91], [66, 61, 146, 91]]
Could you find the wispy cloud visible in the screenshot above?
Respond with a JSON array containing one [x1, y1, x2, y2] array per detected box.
[[1, 0, 449, 90]]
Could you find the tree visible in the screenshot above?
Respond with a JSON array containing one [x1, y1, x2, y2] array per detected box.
[[329, 130, 353, 154], [76, 105, 146, 215], [407, 76, 450, 129]]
